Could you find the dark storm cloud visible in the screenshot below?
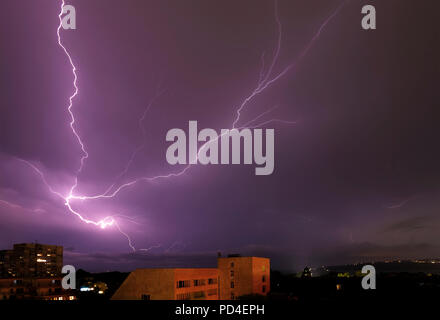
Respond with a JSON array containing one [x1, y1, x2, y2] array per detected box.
[[315, 242, 440, 266], [1, 0, 439, 271], [63, 244, 297, 272], [383, 216, 430, 233]]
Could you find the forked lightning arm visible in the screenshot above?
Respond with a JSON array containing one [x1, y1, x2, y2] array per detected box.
[[19, 0, 345, 251]]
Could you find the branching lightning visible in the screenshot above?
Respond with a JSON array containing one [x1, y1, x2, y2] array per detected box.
[[56, 1, 88, 193], [65, 0, 345, 201], [16, 0, 346, 252]]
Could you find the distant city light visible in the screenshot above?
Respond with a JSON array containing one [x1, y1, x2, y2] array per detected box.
[[80, 287, 93, 292]]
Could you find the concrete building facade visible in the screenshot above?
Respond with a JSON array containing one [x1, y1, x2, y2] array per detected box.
[[112, 256, 270, 300], [218, 256, 270, 300], [112, 268, 219, 300]]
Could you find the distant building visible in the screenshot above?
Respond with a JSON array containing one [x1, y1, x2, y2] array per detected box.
[[0, 243, 73, 300], [0, 278, 74, 300], [0, 243, 63, 278], [301, 266, 312, 278], [111, 255, 270, 300]]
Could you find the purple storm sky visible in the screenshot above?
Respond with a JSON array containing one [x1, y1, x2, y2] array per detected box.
[[1, 0, 439, 272]]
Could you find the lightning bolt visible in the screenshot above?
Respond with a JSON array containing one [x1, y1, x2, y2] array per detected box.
[[138, 243, 162, 254], [19, 0, 117, 232], [114, 222, 136, 252], [102, 87, 164, 197], [56, 0, 88, 195], [16, 0, 346, 252], [65, 0, 345, 202]]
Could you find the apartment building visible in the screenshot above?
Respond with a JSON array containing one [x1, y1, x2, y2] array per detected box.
[[0, 243, 73, 300], [112, 255, 270, 300], [218, 256, 270, 300], [0, 243, 63, 278], [111, 268, 219, 300], [0, 278, 75, 300]]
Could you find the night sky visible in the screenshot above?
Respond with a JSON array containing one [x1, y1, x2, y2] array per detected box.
[[1, 0, 439, 272]]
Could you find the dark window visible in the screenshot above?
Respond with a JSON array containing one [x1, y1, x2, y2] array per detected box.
[[230, 262, 234, 268], [230, 281, 234, 289], [192, 291, 205, 299], [177, 280, 190, 288], [262, 275, 266, 283], [208, 278, 217, 285], [207, 289, 217, 296], [262, 285, 266, 293], [176, 293, 191, 300], [230, 270, 234, 277], [231, 292, 235, 300], [141, 294, 150, 300], [194, 279, 206, 286]]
